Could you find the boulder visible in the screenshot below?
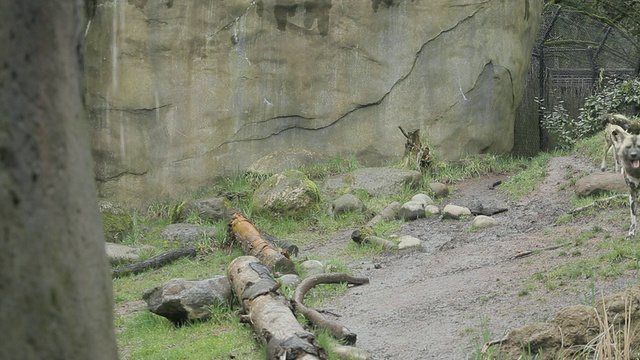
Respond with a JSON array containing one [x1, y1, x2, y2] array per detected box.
[[252, 170, 320, 216], [323, 167, 422, 197], [142, 277, 233, 325], [574, 172, 627, 197], [99, 201, 133, 243], [85, 1, 543, 208], [248, 147, 331, 175], [174, 197, 227, 223], [161, 224, 216, 247]]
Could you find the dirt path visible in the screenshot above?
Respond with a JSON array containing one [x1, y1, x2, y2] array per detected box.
[[321, 156, 638, 359]]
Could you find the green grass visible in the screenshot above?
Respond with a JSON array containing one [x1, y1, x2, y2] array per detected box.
[[115, 150, 624, 359], [499, 152, 553, 199]]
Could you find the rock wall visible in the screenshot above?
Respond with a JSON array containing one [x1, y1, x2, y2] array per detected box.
[[85, 0, 543, 207]]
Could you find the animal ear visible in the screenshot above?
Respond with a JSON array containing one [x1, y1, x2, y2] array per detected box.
[[612, 128, 628, 146]]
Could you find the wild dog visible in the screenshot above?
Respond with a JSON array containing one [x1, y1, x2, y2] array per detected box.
[[601, 122, 627, 172], [600, 114, 640, 172], [617, 130, 640, 239]]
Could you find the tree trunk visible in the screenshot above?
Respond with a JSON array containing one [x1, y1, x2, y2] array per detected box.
[[0, 1, 118, 359], [227, 210, 297, 275], [228, 256, 327, 360]]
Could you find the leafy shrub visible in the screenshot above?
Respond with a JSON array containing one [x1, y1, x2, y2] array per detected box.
[[538, 76, 640, 150]]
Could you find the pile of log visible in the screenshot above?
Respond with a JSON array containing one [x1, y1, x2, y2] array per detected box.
[[120, 208, 372, 359]]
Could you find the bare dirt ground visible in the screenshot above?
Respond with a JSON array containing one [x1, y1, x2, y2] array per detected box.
[[311, 155, 640, 359]]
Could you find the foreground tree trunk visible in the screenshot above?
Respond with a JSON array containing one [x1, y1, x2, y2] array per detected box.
[[0, 1, 118, 359], [227, 210, 297, 274], [228, 256, 327, 360]]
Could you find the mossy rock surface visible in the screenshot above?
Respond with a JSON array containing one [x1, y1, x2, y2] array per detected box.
[[252, 170, 320, 216], [99, 201, 133, 242]]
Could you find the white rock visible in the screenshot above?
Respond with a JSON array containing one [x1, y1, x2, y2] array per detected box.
[[300, 260, 324, 276], [425, 204, 440, 215], [442, 204, 471, 219], [472, 215, 498, 229], [398, 235, 422, 249], [411, 193, 434, 207]]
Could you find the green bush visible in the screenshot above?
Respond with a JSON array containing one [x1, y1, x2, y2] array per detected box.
[[538, 76, 640, 150]]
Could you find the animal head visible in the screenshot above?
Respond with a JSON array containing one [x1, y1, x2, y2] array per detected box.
[[608, 124, 628, 148], [618, 131, 640, 178]]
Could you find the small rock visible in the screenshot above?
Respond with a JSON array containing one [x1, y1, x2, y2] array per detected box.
[[398, 235, 421, 249], [331, 345, 373, 360], [327, 194, 367, 217], [161, 223, 217, 246], [299, 260, 324, 277], [278, 274, 301, 288], [472, 215, 498, 229], [429, 182, 449, 197], [398, 201, 426, 220], [105, 242, 154, 264], [425, 204, 440, 216], [411, 193, 434, 207], [365, 201, 400, 227], [176, 197, 227, 223], [442, 204, 471, 220]]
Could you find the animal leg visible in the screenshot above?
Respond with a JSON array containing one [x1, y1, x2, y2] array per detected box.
[[628, 193, 638, 239], [601, 143, 610, 172]]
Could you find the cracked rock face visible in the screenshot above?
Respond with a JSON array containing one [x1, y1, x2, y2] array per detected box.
[[85, 0, 542, 207]]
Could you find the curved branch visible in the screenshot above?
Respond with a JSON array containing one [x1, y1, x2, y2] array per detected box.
[[292, 273, 369, 345]]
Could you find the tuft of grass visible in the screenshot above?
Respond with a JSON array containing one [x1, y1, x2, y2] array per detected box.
[[499, 152, 553, 199]]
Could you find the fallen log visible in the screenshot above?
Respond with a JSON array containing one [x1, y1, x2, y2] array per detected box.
[[111, 247, 197, 278], [227, 210, 297, 275], [228, 256, 328, 360], [293, 273, 369, 345]]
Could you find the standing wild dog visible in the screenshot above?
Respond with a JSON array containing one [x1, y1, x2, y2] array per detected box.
[[601, 122, 627, 172], [617, 130, 640, 239]]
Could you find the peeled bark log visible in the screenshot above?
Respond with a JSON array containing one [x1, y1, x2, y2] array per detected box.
[[111, 248, 197, 278], [228, 256, 327, 360], [293, 273, 369, 345], [227, 210, 297, 274]]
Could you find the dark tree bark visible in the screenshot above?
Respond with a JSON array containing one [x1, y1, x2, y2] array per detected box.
[[0, 1, 118, 359], [112, 248, 197, 278]]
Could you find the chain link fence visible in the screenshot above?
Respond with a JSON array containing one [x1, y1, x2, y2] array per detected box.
[[513, 4, 640, 156]]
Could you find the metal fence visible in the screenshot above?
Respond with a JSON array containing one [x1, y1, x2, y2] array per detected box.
[[512, 5, 640, 156]]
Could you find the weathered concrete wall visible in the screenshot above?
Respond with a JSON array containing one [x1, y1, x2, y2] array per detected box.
[[85, 0, 543, 207]]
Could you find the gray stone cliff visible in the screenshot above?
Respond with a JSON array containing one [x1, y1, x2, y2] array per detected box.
[[85, 0, 542, 207]]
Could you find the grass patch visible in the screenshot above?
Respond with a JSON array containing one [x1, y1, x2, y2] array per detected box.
[[111, 151, 586, 358], [499, 152, 553, 199]]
